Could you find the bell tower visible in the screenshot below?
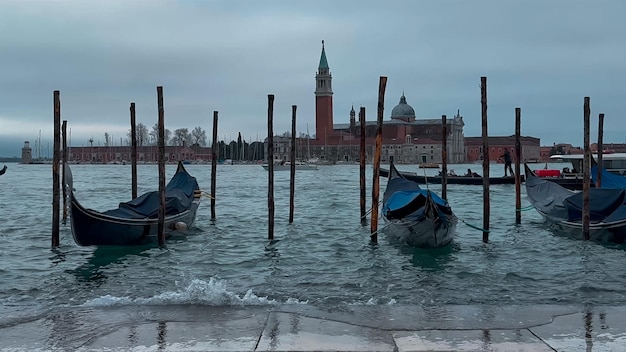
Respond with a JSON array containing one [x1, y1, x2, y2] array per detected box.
[[315, 40, 333, 144]]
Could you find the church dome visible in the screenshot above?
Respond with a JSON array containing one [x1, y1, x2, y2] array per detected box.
[[391, 94, 415, 119]]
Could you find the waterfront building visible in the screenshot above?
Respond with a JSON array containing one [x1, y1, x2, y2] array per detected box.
[[465, 136, 541, 163], [267, 41, 469, 164]]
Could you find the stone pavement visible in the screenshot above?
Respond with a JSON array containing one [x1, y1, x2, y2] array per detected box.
[[1, 305, 625, 351]]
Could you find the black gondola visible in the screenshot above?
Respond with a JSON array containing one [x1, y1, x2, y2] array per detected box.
[[379, 167, 523, 185], [382, 161, 457, 248], [66, 161, 201, 246], [0, 165, 6, 175], [524, 163, 626, 243]]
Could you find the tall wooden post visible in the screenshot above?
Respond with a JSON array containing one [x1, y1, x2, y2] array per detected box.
[[62, 120, 68, 222], [210, 111, 218, 220], [289, 105, 297, 223], [441, 115, 448, 200], [515, 108, 522, 224], [52, 90, 61, 247], [582, 97, 591, 240], [370, 76, 387, 243], [359, 107, 367, 225], [130, 102, 138, 199], [596, 113, 604, 188], [157, 86, 166, 246], [267, 95, 275, 240], [480, 77, 490, 242]]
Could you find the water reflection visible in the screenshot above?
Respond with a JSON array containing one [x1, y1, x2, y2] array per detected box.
[[67, 245, 153, 285], [395, 243, 458, 270]]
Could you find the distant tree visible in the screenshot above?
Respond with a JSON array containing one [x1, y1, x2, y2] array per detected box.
[[281, 131, 291, 137], [136, 123, 149, 146], [127, 122, 149, 146], [150, 123, 171, 146], [236, 132, 243, 160], [171, 128, 191, 146], [190, 126, 207, 146]]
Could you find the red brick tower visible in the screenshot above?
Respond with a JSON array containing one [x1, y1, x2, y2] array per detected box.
[[315, 40, 333, 144]]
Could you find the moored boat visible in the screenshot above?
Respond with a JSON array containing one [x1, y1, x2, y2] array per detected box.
[[262, 161, 318, 171], [524, 163, 626, 243], [382, 162, 457, 248], [0, 165, 6, 175], [66, 161, 201, 246]]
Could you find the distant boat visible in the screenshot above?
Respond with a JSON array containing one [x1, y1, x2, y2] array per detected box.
[[262, 161, 318, 171], [418, 163, 440, 169], [66, 161, 201, 246], [382, 161, 457, 248], [0, 165, 6, 175], [379, 167, 523, 185]]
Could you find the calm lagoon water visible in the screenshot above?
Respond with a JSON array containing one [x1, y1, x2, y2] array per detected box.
[[0, 161, 625, 345]]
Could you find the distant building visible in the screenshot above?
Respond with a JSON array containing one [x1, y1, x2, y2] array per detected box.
[[465, 136, 541, 163], [265, 41, 468, 164], [21, 141, 32, 164]]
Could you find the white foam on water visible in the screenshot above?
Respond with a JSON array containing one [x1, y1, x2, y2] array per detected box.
[[81, 277, 308, 307]]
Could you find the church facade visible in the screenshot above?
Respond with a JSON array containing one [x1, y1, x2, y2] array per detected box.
[[306, 42, 466, 164]]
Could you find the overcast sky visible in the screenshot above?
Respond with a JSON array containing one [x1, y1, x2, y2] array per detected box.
[[1, 0, 624, 157]]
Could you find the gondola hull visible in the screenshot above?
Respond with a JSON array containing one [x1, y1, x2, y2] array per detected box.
[[382, 163, 457, 248], [66, 161, 201, 246], [384, 210, 457, 248], [524, 163, 626, 243], [69, 194, 200, 246]]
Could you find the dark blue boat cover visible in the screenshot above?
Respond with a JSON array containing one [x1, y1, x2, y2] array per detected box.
[[382, 163, 452, 220], [102, 167, 199, 219], [525, 164, 626, 225], [564, 189, 626, 222], [591, 166, 626, 189]]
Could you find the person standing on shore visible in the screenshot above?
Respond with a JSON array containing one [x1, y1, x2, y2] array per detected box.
[[500, 149, 514, 177]]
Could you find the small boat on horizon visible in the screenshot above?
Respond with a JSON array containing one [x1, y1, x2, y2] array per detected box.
[[262, 160, 318, 171]]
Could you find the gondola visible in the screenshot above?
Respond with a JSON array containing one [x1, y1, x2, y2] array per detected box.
[[0, 165, 6, 175], [379, 167, 522, 185], [66, 161, 201, 246], [524, 163, 626, 243], [381, 161, 457, 248]]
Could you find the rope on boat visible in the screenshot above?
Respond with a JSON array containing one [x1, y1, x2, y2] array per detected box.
[[200, 191, 215, 199], [361, 200, 383, 219], [460, 219, 491, 233]]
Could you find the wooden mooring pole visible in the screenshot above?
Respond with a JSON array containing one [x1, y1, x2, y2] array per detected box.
[[61, 120, 68, 223], [210, 111, 218, 220], [52, 90, 61, 247], [596, 113, 604, 188], [480, 77, 490, 242], [370, 76, 387, 243], [582, 97, 591, 240], [267, 95, 275, 240], [515, 108, 521, 224], [130, 102, 138, 199], [157, 86, 166, 247], [289, 105, 297, 223], [441, 115, 448, 201], [359, 107, 367, 225]]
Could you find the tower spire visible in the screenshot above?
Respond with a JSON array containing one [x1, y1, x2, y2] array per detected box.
[[318, 40, 329, 70]]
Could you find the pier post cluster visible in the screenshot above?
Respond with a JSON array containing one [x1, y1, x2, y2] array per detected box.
[[49, 78, 606, 247]]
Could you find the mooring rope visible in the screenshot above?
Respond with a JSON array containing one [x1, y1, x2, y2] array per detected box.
[[360, 200, 383, 219], [460, 219, 490, 233]]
